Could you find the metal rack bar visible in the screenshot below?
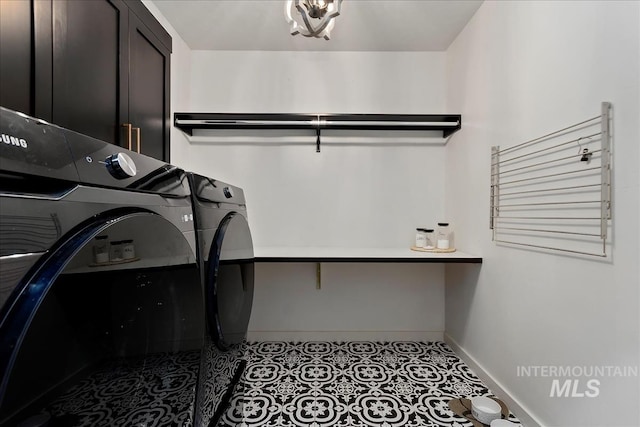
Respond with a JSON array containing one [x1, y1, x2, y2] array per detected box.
[[493, 240, 607, 257], [321, 120, 459, 127], [492, 216, 601, 220], [600, 102, 612, 252], [490, 146, 499, 230], [190, 119, 318, 126], [496, 115, 600, 155], [499, 183, 601, 197], [493, 132, 601, 166], [498, 200, 600, 208], [490, 102, 612, 257], [493, 226, 601, 237], [494, 149, 602, 177], [498, 167, 600, 186]]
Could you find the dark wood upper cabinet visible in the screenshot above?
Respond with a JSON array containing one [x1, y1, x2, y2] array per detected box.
[[0, 0, 52, 120], [128, 9, 171, 162], [0, 0, 172, 162], [52, 0, 128, 146], [0, 0, 34, 115]]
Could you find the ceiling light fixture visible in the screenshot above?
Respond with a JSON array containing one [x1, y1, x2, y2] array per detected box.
[[285, 0, 343, 40]]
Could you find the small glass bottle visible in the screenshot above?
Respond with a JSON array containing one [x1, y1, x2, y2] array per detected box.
[[122, 239, 136, 260], [436, 223, 452, 249], [110, 240, 124, 262], [93, 235, 109, 264], [415, 228, 427, 248], [424, 229, 435, 249]]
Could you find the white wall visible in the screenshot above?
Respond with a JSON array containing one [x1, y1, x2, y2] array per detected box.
[[186, 51, 448, 249], [251, 263, 444, 342], [188, 51, 446, 114], [183, 50, 450, 340], [444, 2, 640, 426]]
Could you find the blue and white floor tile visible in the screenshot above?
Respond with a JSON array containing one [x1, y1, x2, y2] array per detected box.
[[219, 341, 520, 427]]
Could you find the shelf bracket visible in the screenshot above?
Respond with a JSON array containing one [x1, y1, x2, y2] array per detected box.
[[316, 262, 321, 289], [316, 128, 321, 153]]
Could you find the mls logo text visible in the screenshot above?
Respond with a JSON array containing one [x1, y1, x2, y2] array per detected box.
[[516, 365, 638, 398]]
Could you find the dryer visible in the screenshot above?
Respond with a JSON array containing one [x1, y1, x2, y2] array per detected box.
[[187, 173, 254, 427], [0, 107, 204, 426]]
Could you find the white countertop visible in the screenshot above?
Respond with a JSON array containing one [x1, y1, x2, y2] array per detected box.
[[254, 246, 482, 263]]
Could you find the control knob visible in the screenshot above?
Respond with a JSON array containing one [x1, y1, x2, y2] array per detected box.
[[105, 152, 137, 179], [223, 186, 234, 199]]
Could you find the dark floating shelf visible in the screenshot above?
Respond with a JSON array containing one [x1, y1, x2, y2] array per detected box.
[[254, 255, 482, 264], [253, 247, 482, 264], [174, 113, 462, 138]]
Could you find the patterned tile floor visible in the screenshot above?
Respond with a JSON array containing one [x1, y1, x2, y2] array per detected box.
[[47, 350, 200, 426], [219, 341, 521, 427]]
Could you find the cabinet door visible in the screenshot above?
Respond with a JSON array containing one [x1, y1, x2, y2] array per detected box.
[[128, 11, 171, 162], [52, 0, 128, 146], [0, 0, 33, 115]]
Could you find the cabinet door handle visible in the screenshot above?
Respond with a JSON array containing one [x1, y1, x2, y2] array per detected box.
[[133, 127, 141, 154], [122, 123, 133, 150]]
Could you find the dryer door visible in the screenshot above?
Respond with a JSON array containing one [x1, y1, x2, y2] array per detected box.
[[207, 212, 254, 350], [0, 211, 203, 426]]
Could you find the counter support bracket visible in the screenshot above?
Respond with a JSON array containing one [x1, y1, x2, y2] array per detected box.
[[316, 262, 321, 289]]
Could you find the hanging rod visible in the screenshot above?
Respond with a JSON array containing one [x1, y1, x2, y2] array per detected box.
[[173, 113, 462, 138]]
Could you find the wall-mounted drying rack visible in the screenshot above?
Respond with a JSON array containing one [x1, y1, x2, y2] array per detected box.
[[490, 102, 612, 257], [173, 113, 462, 152]]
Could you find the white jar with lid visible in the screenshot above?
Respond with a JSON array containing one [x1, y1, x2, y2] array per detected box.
[[122, 239, 135, 260], [436, 222, 452, 249], [424, 229, 435, 249], [110, 241, 124, 262], [415, 228, 427, 248], [93, 235, 109, 264]]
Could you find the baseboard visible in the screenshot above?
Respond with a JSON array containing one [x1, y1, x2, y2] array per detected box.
[[247, 330, 444, 342], [444, 333, 544, 427]]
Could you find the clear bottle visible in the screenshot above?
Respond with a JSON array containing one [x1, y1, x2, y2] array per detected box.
[[436, 223, 452, 249], [415, 228, 427, 248], [424, 229, 435, 249], [122, 239, 136, 260], [110, 240, 124, 262]]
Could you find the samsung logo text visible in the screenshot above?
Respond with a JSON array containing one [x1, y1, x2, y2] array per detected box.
[[1, 134, 28, 149]]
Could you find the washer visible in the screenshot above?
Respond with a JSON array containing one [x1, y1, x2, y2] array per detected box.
[[187, 173, 254, 427], [0, 107, 204, 426]]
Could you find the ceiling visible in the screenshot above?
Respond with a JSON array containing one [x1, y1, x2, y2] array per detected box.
[[152, 0, 483, 52]]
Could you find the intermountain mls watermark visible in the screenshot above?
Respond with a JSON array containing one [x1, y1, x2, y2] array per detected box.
[[517, 365, 639, 397]]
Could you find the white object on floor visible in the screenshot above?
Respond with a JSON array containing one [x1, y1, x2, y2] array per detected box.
[[471, 396, 502, 424], [491, 420, 521, 426]]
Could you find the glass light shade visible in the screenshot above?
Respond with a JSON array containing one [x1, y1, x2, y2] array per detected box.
[[285, 0, 342, 40]]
